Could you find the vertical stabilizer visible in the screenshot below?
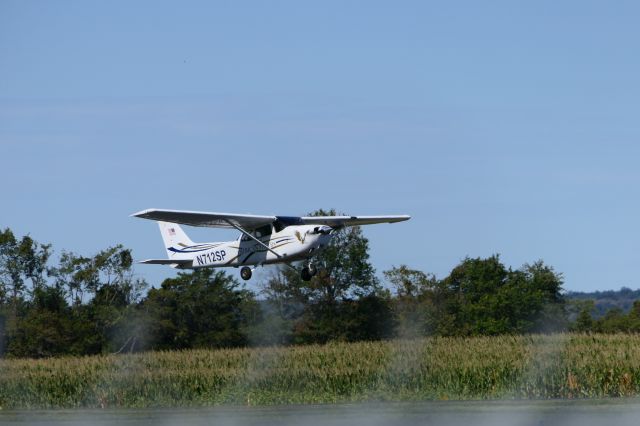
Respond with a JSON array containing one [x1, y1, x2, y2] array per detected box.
[[158, 221, 196, 259]]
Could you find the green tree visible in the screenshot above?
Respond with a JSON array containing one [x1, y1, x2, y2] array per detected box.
[[254, 269, 303, 345], [408, 256, 567, 336], [52, 246, 141, 303], [384, 265, 438, 337], [7, 285, 73, 358], [522, 261, 567, 332], [438, 255, 511, 335], [54, 251, 96, 305], [628, 300, 640, 331], [0, 228, 53, 356], [261, 209, 387, 344], [0, 228, 52, 307], [343, 293, 396, 341], [572, 300, 595, 332], [143, 269, 258, 350], [297, 209, 379, 305], [43, 245, 146, 355], [596, 307, 630, 332]]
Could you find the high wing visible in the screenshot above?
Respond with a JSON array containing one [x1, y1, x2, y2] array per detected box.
[[131, 209, 276, 229], [297, 215, 410, 227], [132, 209, 410, 230]]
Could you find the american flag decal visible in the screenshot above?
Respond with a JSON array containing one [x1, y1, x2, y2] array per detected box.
[[169, 228, 176, 236]]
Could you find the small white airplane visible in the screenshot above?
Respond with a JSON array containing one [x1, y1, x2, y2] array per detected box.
[[132, 209, 410, 281]]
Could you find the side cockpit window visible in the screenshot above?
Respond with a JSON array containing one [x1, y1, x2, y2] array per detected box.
[[241, 224, 273, 241], [254, 224, 272, 238]]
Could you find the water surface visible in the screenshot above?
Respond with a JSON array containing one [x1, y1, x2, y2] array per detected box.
[[1, 399, 639, 426]]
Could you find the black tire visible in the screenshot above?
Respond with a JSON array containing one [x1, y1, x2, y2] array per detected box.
[[301, 267, 312, 281], [240, 267, 252, 281]]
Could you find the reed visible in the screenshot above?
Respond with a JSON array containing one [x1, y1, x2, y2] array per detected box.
[[1, 334, 639, 408]]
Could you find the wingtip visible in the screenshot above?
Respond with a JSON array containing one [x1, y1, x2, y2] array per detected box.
[[130, 208, 153, 218]]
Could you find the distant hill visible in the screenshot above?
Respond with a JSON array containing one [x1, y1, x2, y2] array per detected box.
[[565, 287, 640, 317]]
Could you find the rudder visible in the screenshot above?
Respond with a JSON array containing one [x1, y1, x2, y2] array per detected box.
[[158, 221, 196, 259]]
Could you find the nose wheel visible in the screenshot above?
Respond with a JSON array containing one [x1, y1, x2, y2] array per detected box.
[[301, 262, 318, 281], [240, 266, 252, 281]]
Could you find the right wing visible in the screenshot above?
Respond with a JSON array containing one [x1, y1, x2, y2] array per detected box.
[[297, 215, 410, 227]]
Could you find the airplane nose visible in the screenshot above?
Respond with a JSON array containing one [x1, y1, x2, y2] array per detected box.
[[311, 226, 333, 235], [319, 226, 332, 235]]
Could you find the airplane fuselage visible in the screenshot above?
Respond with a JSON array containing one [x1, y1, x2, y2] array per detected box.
[[133, 208, 410, 280], [168, 224, 332, 269]]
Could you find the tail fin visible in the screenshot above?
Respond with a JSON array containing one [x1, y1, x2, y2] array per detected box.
[[158, 221, 196, 259]]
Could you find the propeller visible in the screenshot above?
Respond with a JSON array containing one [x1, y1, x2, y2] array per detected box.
[[311, 225, 333, 235]]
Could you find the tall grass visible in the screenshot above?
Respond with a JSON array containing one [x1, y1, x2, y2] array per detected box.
[[1, 334, 639, 408]]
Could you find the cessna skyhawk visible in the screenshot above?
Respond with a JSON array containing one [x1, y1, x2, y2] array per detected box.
[[132, 209, 410, 281]]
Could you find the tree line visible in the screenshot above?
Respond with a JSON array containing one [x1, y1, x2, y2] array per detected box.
[[0, 213, 628, 358], [571, 299, 640, 333], [566, 287, 640, 317]]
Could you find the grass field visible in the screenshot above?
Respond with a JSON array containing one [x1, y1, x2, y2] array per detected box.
[[1, 334, 640, 408]]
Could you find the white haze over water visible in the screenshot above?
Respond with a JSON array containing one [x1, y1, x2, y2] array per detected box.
[[2, 400, 640, 426]]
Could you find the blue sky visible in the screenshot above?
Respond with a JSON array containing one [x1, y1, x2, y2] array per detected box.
[[1, 1, 639, 292]]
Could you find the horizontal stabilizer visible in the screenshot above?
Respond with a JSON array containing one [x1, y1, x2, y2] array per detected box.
[[138, 259, 192, 266]]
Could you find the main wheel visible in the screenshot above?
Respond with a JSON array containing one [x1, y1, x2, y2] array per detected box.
[[240, 266, 252, 281], [308, 263, 318, 276], [301, 267, 312, 281]]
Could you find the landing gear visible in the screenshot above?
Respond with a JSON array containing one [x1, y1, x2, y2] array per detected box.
[[300, 262, 318, 281], [301, 267, 312, 281], [308, 263, 317, 276], [240, 266, 252, 281]]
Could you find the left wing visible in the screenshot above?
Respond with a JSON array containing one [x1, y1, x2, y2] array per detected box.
[[132, 209, 410, 229], [297, 215, 410, 228], [131, 209, 276, 229]]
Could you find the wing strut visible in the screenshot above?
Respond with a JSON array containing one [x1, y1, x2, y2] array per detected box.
[[224, 220, 283, 259]]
